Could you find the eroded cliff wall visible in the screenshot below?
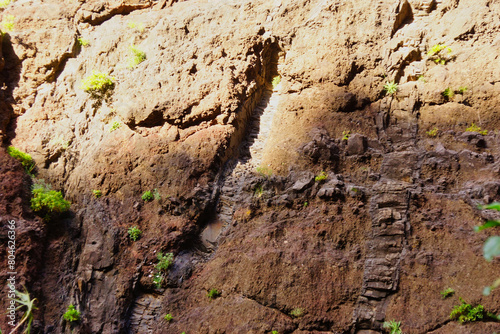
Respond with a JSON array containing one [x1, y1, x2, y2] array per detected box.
[[1, 0, 500, 333]]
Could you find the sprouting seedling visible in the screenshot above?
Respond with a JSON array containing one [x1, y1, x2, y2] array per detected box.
[[342, 130, 351, 141], [427, 44, 452, 65], [77, 37, 90, 47], [109, 121, 121, 132], [383, 81, 398, 95], [442, 87, 454, 100]]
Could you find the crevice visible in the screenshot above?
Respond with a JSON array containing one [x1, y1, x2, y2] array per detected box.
[[197, 42, 284, 252], [45, 35, 79, 83], [79, 2, 153, 27], [241, 294, 296, 321]]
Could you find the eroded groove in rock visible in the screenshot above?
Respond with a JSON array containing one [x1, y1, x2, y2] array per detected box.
[[201, 80, 283, 250]]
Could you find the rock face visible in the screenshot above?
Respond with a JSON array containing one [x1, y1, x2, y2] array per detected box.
[[1, 0, 500, 333]]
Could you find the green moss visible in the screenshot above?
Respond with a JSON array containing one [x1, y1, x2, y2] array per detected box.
[[1, 15, 15, 32], [7, 146, 35, 173], [156, 252, 174, 271], [290, 308, 304, 318], [81, 70, 115, 100], [77, 37, 89, 47], [142, 190, 153, 202], [315, 171, 328, 182], [128, 226, 142, 241], [109, 121, 121, 132], [466, 123, 487, 135], [440, 288, 455, 299], [342, 130, 350, 141], [427, 44, 452, 64], [0, 0, 12, 8], [127, 45, 146, 68], [450, 297, 486, 323], [31, 179, 70, 214], [63, 304, 81, 322], [426, 127, 438, 137], [272, 75, 281, 89], [164, 313, 173, 322], [207, 289, 220, 300], [92, 189, 102, 198]]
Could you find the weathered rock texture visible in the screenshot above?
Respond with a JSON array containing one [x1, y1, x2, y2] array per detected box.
[[1, 0, 500, 333]]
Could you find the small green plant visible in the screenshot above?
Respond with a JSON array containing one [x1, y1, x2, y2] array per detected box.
[[427, 44, 452, 65], [466, 123, 487, 135], [342, 130, 351, 141], [109, 121, 121, 132], [31, 179, 70, 214], [256, 166, 273, 177], [382, 320, 402, 334], [440, 288, 455, 299], [383, 81, 398, 95], [127, 45, 146, 68], [128, 21, 145, 33], [92, 189, 102, 198], [152, 252, 174, 289], [271, 331, 279, 334], [417, 75, 426, 83], [0, 0, 12, 8], [153, 188, 161, 200], [426, 127, 438, 137], [156, 252, 174, 271], [315, 171, 328, 182], [254, 184, 264, 197], [152, 272, 163, 289], [153, 273, 163, 289], [457, 86, 468, 94], [290, 307, 304, 318], [1, 14, 15, 32], [142, 190, 154, 202], [303, 201, 308, 208], [7, 146, 35, 173], [450, 297, 486, 323], [272, 75, 281, 89], [442, 87, 454, 100], [128, 226, 142, 241], [207, 289, 220, 300], [164, 313, 173, 322], [77, 37, 89, 47], [10, 289, 37, 334], [81, 70, 115, 100], [63, 304, 81, 322]]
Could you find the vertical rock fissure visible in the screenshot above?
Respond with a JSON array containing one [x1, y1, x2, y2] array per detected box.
[[200, 78, 282, 251]]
